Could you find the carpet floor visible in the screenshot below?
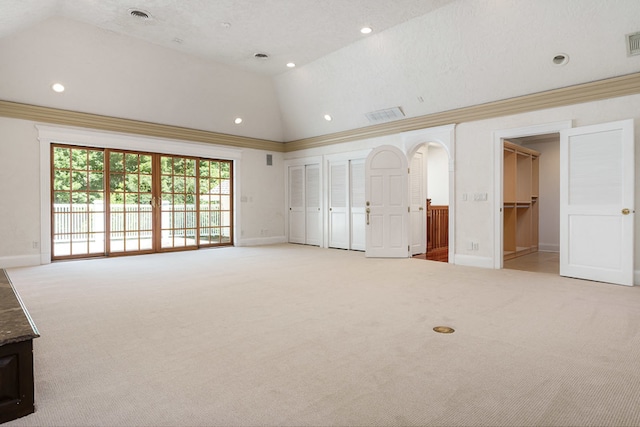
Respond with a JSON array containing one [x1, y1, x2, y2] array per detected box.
[[5, 244, 640, 426]]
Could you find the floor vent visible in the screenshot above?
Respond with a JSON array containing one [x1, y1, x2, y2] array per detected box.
[[365, 106, 405, 124], [626, 32, 640, 56]]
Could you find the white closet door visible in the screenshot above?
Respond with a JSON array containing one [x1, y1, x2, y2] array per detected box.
[[560, 119, 634, 286], [288, 165, 305, 244], [365, 146, 409, 258], [329, 161, 349, 249], [409, 152, 426, 255], [305, 164, 322, 246], [350, 159, 366, 251]]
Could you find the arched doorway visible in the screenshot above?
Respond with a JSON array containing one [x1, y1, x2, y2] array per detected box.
[[403, 125, 455, 263]]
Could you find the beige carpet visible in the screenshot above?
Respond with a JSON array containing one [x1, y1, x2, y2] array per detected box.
[[5, 244, 640, 426]]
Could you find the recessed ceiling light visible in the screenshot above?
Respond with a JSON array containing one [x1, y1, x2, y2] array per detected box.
[[234, 117, 243, 124], [221, 22, 231, 29], [286, 62, 296, 68], [324, 114, 333, 121], [360, 27, 372, 34], [552, 53, 569, 66], [51, 83, 65, 93]]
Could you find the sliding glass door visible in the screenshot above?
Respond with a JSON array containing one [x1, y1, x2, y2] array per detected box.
[[107, 150, 154, 254], [51, 146, 106, 257], [51, 145, 233, 260], [159, 155, 198, 250]]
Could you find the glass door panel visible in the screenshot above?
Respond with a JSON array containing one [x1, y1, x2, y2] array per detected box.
[[108, 151, 154, 254], [51, 146, 106, 259], [160, 156, 198, 249], [199, 159, 233, 245]]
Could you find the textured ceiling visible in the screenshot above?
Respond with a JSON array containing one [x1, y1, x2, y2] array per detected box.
[[0, 0, 455, 75]]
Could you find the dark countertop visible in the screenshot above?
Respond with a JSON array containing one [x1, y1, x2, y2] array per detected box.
[[0, 269, 39, 346]]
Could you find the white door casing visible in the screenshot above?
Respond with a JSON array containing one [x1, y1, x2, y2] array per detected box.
[[403, 124, 456, 264], [560, 119, 635, 286], [365, 145, 409, 258]]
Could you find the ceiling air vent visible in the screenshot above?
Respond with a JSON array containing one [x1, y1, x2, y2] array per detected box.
[[365, 106, 405, 124], [626, 32, 640, 56], [129, 9, 151, 20]]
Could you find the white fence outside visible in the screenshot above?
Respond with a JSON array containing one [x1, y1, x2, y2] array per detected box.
[[53, 202, 220, 241]]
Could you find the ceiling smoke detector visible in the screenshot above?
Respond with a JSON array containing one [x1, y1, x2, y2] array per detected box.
[[129, 9, 151, 20]]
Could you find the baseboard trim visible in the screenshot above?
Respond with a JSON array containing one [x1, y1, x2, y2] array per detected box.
[[0, 255, 41, 269], [453, 254, 494, 269], [236, 236, 287, 247]]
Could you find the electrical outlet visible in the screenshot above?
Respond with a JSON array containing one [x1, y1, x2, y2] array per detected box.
[[32, 241, 39, 249], [473, 242, 479, 251]]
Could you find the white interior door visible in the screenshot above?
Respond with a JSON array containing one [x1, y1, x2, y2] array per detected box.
[[409, 152, 426, 255], [350, 159, 366, 251], [288, 165, 305, 244], [365, 146, 409, 258], [305, 164, 321, 246], [329, 161, 349, 249], [560, 119, 634, 286]]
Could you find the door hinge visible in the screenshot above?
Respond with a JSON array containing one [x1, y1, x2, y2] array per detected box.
[[408, 168, 410, 174], [408, 206, 410, 213]]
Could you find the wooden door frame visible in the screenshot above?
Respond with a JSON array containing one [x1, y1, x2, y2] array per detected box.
[[492, 121, 572, 269], [37, 124, 242, 265]]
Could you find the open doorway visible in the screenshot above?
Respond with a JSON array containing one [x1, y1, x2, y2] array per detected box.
[[502, 133, 560, 274], [493, 121, 571, 273], [495, 119, 635, 286], [409, 142, 450, 262]]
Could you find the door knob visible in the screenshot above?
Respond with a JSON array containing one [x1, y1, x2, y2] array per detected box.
[[622, 208, 631, 215]]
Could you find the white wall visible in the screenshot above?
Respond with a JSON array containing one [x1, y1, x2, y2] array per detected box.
[[454, 93, 640, 271], [0, 118, 41, 266], [0, 117, 286, 267], [283, 93, 640, 277], [526, 139, 560, 252], [427, 144, 449, 205], [0, 16, 284, 142], [275, 0, 640, 141]]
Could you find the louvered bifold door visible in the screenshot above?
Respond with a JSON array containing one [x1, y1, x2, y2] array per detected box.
[[288, 165, 306, 244], [305, 164, 322, 246], [329, 161, 349, 249]]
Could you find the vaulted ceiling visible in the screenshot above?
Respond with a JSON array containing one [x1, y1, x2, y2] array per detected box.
[[1, 0, 639, 143], [0, 0, 455, 75]]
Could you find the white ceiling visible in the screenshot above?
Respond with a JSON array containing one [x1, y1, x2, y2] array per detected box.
[[0, 0, 456, 75]]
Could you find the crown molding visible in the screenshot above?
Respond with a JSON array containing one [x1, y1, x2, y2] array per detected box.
[[0, 100, 285, 152], [284, 72, 640, 152], [3, 72, 640, 154]]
